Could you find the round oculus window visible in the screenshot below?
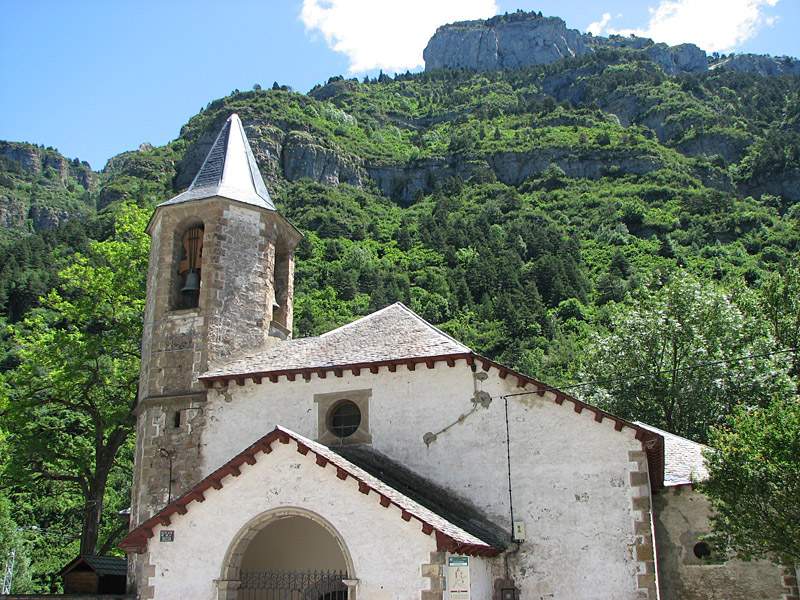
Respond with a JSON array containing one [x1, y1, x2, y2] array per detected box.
[[329, 400, 361, 439], [693, 541, 711, 559]]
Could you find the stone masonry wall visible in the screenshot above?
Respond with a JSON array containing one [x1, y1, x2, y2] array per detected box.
[[130, 197, 299, 596], [134, 198, 300, 524], [138, 198, 299, 403], [653, 486, 785, 600], [205, 203, 276, 363]]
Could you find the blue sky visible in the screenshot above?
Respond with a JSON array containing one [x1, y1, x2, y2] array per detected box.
[[1, 0, 798, 170]]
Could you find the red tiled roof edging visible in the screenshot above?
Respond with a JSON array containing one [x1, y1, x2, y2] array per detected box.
[[197, 351, 665, 489], [120, 427, 501, 557]]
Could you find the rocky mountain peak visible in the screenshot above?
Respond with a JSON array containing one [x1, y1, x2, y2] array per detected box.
[[424, 10, 795, 77], [0, 141, 96, 235]]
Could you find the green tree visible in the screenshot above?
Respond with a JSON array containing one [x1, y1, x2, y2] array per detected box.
[[701, 396, 800, 565], [0, 429, 34, 593], [580, 274, 792, 442], [758, 267, 800, 390], [0, 203, 149, 555]]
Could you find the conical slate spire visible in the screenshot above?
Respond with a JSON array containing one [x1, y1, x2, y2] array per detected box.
[[160, 113, 274, 210]]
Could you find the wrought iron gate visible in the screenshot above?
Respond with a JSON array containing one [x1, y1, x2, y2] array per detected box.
[[239, 570, 348, 600]]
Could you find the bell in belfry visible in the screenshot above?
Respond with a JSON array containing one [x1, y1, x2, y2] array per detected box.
[[181, 269, 200, 294]]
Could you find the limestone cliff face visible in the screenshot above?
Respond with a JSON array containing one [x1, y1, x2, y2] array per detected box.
[[0, 141, 96, 234], [366, 146, 665, 204], [643, 43, 708, 76], [0, 195, 26, 228], [743, 169, 800, 203], [424, 10, 797, 78], [281, 131, 366, 187], [0, 142, 95, 190], [424, 13, 588, 71], [423, 11, 707, 75], [175, 117, 366, 192], [710, 53, 800, 77], [0, 143, 42, 174]]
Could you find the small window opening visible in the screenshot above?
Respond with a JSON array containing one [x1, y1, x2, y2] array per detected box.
[[177, 225, 203, 309], [273, 250, 290, 327], [329, 401, 361, 439], [693, 541, 711, 559], [173, 411, 182, 429], [271, 301, 281, 323]]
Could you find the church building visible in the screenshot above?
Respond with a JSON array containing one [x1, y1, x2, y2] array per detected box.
[[121, 114, 790, 600]]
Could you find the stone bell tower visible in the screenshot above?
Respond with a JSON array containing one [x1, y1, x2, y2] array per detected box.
[[130, 113, 302, 529]]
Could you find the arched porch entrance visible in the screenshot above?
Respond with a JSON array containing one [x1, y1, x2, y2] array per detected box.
[[218, 508, 356, 600]]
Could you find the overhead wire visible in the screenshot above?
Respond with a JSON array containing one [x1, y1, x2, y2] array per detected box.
[[500, 346, 797, 399]]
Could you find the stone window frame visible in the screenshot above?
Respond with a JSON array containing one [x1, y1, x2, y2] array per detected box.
[[315, 389, 372, 445], [169, 219, 205, 312]]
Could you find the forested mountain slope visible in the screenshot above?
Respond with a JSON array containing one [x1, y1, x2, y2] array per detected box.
[[0, 32, 799, 590], [2, 51, 798, 358]]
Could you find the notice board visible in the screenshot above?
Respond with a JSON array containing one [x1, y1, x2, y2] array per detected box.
[[447, 555, 470, 600]]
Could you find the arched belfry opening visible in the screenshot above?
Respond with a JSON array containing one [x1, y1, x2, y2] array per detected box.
[[219, 509, 354, 600], [172, 222, 204, 310]]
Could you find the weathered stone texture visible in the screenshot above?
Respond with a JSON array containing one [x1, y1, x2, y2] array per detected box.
[[203, 303, 469, 379], [130, 394, 206, 527], [653, 486, 785, 600], [206, 204, 277, 363], [423, 12, 707, 75], [281, 131, 365, 186], [643, 43, 707, 75], [28, 204, 73, 231], [0, 195, 25, 228], [0, 142, 41, 174], [424, 14, 588, 72], [712, 53, 800, 76], [132, 196, 299, 529]]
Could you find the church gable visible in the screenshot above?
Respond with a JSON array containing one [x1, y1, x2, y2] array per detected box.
[[199, 314, 664, 489], [201, 302, 472, 383], [199, 302, 663, 475], [121, 425, 503, 557]]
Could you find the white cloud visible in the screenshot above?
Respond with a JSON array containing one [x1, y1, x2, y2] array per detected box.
[[300, 0, 498, 73], [587, 0, 780, 52], [587, 12, 612, 37]]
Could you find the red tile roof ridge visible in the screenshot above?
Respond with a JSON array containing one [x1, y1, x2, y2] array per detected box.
[[120, 425, 502, 557]]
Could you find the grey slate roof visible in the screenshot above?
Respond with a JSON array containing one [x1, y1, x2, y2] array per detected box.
[[60, 555, 128, 577], [283, 427, 502, 551], [334, 443, 509, 550], [159, 113, 275, 210], [636, 422, 709, 486], [202, 302, 471, 379]]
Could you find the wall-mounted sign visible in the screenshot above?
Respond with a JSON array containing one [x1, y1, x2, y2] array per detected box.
[[513, 520, 526, 542], [447, 555, 470, 600], [160, 530, 174, 542]]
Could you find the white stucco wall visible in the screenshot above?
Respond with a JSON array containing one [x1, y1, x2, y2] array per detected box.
[[199, 360, 647, 599], [145, 441, 439, 600]]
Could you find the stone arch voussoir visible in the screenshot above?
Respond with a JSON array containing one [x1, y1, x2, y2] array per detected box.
[[217, 506, 356, 600]]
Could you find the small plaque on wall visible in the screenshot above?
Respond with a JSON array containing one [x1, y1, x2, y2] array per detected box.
[[160, 530, 174, 542], [447, 555, 470, 600]]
